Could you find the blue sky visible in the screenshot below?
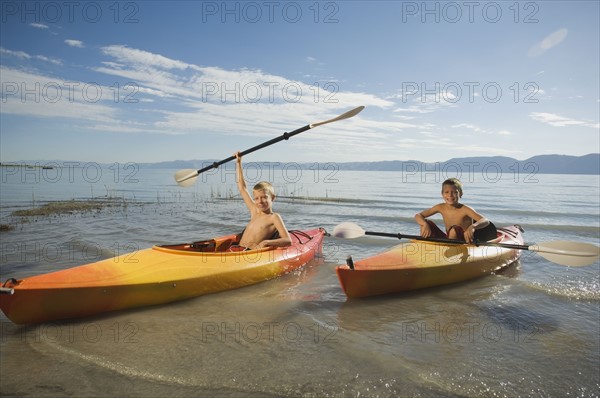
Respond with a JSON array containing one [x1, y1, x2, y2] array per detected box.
[[1, 1, 599, 164]]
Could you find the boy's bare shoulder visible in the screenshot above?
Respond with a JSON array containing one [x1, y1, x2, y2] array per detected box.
[[271, 212, 285, 222], [432, 203, 447, 211], [261, 211, 280, 218], [257, 211, 284, 223], [457, 203, 475, 212]]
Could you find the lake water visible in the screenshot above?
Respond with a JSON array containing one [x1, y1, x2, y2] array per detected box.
[[0, 163, 599, 397]]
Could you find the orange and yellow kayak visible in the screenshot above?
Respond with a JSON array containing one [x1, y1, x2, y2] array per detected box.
[[336, 226, 523, 298], [0, 229, 325, 324]]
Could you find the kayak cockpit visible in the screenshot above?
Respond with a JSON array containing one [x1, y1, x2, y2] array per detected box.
[[154, 229, 322, 254], [156, 234, 239, 253]]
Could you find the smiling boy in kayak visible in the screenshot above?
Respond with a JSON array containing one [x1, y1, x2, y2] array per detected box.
[[415, 178, 496, 243], [233, 152, 292, 250]]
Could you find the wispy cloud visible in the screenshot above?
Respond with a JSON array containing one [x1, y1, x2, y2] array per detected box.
[[65, 40, 85, 48], [30, 23, 49, 29], [0, 47, 31, 59], [528, 28, 568, 57], [101, 45, 201, 71], [1, 44, 395, 146], [530, 112, 599, 129], [392, 98, 457, 116], [452, 123, 513, 136], [35, 55, 62, 65], [1, 67, 118, 122], [95, 45, 393, 112], [388, 86, 460, 117], [453, 144, 520, 156], [452, 123, 485, 133], [393, 106, 432, 115], [0, 47, 61, 65]]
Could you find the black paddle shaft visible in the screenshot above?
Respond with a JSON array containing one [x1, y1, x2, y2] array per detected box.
[[365, 231, 530, 250], [366, 231, 456, 244], [195, 124, 312, 175]]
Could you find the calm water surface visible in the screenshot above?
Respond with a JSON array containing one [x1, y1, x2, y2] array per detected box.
[[1, 165, 598, 397]]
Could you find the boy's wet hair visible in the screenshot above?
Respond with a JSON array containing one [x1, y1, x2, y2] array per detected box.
[[442, 178, 463, 197], [253, 181, 275, 199]]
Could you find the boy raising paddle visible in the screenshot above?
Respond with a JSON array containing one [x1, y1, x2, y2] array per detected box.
[[233, 152, 291, 250]]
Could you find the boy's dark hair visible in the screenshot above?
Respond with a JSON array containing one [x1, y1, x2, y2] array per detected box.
[[442, 178, 463, 197]]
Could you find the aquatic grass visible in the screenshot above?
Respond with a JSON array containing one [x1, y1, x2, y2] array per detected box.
[[0, 223, 14, 232], [11, 199, 133, 217]]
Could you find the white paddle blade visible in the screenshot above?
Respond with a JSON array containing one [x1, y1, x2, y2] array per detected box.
[[332, 222, 366, 239], [532, 241, 600, 267], [310, 106, 364, 128], [174, 169, 199, 187]]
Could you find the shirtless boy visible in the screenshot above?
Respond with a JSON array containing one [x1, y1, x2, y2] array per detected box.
[[415, 178, 496, 243], [234, 152, 291, 250]]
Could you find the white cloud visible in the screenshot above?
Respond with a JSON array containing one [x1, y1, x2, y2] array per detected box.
[[136, 86, 172, 98], [101, 61, 124, 69], [0, 66, 118, 123], [94, 45, 393, 121], [2, 44, 395, 147], [35, 55, 62, 65], [528, 28, 568, 57], [530, 112, 598, 128], [7, 42, 534, 161], [0, 47, 62, 65], [101, 45, 201, 71], [0, 47, 31, 59], [65, 40, 85, 48], [455, 145, 520, 156], [540, 29, 568, 49], [86, 122, 168, 135], [394, 106, 433, 114], [30, 23, 49, 29], [95, 45, 396, 115], [388, 87, 459, 117], [451, 123, 513, 136], [453, 123, 484, 133]]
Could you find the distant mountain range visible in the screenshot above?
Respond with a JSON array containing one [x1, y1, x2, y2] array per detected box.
[[141, 154, 600, 175], [4, 154, 598, 175]]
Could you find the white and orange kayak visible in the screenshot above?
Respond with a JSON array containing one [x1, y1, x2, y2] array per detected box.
[[336, 226, 524, 298], [0, 229, 325, 324]]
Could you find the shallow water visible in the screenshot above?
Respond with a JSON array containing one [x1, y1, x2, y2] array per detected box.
[[1, 167, 598, 396]]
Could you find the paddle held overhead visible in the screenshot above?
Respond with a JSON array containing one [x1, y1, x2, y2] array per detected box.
[[174, 106, 365, 187]]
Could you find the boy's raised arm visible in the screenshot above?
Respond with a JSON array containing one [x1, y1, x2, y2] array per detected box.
[[235, 152, 255, 212]]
